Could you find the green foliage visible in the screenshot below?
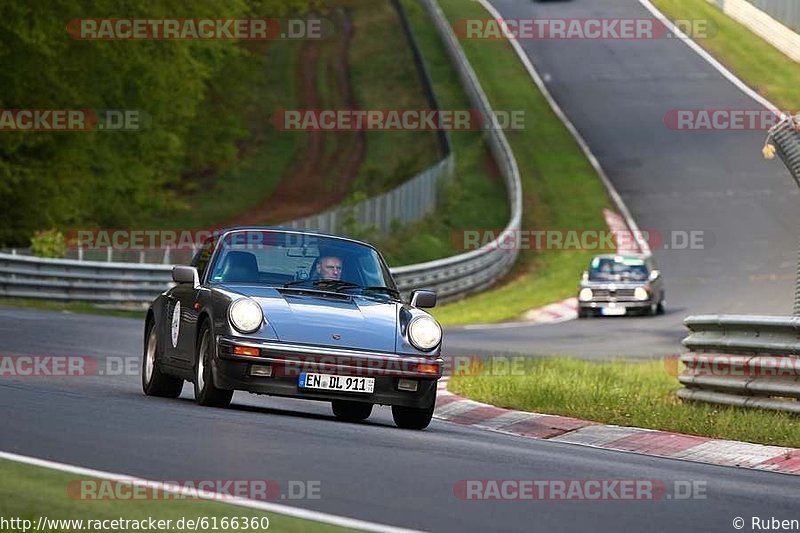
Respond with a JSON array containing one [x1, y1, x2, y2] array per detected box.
[[29, 229, 66, 258], [0, 0, 318, 246]]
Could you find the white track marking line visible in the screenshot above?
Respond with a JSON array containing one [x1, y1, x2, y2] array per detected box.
[[638, 0, 780, 114], [480, 0, 651, 256], [0, 450, 425, 533]]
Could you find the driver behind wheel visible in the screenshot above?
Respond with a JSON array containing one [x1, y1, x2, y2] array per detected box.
[[316, 254, 343, 281]]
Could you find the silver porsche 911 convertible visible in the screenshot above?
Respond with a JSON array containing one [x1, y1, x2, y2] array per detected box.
[[142, 228, 443, 429]]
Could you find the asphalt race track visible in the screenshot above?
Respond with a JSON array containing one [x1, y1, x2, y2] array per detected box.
[[3, 0, 800, 531], [1, 307, 800, 532], [446, 0, 800, 360]]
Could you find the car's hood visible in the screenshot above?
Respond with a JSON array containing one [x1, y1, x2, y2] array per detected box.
[[222, 286, 398, 352]]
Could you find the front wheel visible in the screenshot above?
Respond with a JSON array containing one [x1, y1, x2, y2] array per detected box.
[[392, 404, 435, 430], [194, 323, 233, 408], [331, 400, 372, 422], [142, 321, 183, 398]]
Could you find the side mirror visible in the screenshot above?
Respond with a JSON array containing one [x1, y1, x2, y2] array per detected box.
[[172, 266, 199, 287], [581, 270, 589, 281], [649, 269, 660, 282], [410, 289, 437, 309]]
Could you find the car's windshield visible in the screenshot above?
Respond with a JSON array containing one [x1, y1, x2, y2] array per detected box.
[[204, 230, 397, 295], [588, 256, 649, 282]]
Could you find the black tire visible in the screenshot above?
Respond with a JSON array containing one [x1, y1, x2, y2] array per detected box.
[[392, 404, 434, 430], [194, 322, 233, 408], [577, 308, 589, 319], [331, 400, 373, 422], [656, 301, 665, 315], [142, 320, 183, 398]]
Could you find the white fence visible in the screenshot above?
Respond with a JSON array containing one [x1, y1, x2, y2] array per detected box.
[[746, 0, 800, 32]]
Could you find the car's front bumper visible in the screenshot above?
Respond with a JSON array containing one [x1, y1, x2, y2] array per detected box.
[[212, 335, 441, 408], [578, 300, 652, 313]]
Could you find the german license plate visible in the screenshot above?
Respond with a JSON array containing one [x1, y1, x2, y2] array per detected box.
[[298, 373, 374, 394], [601, 305, 626, 316]]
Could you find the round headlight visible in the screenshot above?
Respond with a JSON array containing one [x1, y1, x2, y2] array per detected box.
[[408, 316, 442, 351], [229, 299, 264, 333], [634, 287, 649, 301], [578, 288, 593, 302]]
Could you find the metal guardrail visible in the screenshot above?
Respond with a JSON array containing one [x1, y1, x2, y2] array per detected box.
[[767, 116, 800, 187], [0, 253, 172, 306], [0, 0, 523, 307], [745, 0, 800, 32], [765, 117, 800, 315], [679, 315, 800, 414]]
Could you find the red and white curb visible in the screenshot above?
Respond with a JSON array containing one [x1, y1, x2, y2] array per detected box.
[[434, 379, 800, 475], [520, 297, 577, 323], [457, 298, 577, 329], [603, 208, 643, 254]]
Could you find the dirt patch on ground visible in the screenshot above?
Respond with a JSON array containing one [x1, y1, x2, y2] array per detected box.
[[225, 9, 365, 226]]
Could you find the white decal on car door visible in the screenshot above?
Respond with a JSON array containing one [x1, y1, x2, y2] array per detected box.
[[171, 301, 181, 348]]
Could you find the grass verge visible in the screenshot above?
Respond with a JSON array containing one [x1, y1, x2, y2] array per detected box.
[[449, 357, 800, 448], [0, 459, 349, 533], [425, 0, 611, 325], [652, 0, 800, 109], [0, 298, 144, 320]]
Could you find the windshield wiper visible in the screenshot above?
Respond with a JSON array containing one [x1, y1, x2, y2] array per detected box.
[[283, 279, 314, 288], [361, 286, 400, 298], [313, 280, 361, 291], [283, 279, 361, 291], [339, 285, 400, 298], [283, 280, 397, 297]]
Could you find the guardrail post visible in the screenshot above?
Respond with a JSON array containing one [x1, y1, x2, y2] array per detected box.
[[795, 240, 800, 316], [765, 117, 800, 312]]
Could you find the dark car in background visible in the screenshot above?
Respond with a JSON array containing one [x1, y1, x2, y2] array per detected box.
[[142, 228, 443, 429], [577, 254, 665, 318]]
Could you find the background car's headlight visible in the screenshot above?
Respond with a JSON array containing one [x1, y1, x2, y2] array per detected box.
[[229, 299, 264, 333], [634, 287, 649, 301], [578, 288, 593, 302], [408, 316, 442, 351]]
